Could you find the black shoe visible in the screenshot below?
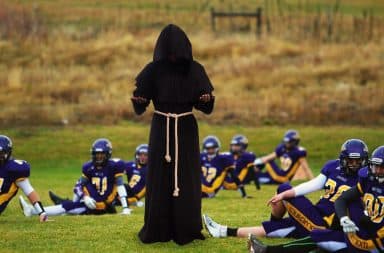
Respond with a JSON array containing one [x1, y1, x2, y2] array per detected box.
[[247, 234, 267, 253], [49, 190, 69, 205]]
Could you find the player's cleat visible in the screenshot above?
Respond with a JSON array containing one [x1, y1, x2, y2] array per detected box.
[[202, 214, 227, 238], [247, 234, 267, 253], [49, 190, 69, 205], [19, 196, 33, 217]]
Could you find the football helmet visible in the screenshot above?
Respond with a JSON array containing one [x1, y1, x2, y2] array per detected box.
[[0, 135, 12, 166], [339, 139, 368, 175], [202, 135, 221, 159], [282, 130, 300, 148], [230, 134, 248, 155], [91, 138, 112, 167], [369, 145, 384, 183], [135, 144, 148, 166]]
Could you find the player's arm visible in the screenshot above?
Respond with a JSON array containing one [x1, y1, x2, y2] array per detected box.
[[335, 186, 362, 233], [254, 152, 277, 166], [267, 173, 327, 205], [116, 175, 131, 215], [78, 175, 98, 210], [16, 179, 47, 222], [298, 158, 314, 179]]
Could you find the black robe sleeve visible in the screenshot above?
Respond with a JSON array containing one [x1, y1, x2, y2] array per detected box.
[[193, 63, 214, 114], [132, 63, 154, 115], [334, 186, 362, 218]]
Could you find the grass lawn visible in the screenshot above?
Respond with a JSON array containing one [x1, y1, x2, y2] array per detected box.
[[1, 121, 383, 252]]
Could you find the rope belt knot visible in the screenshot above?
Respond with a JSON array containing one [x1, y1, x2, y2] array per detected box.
[[154, 110, 193, 197]]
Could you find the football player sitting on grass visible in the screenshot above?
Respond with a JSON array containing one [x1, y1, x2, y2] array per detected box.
[[201, 135, 248, 198], [223, 134, 260, 191], [20, 138, 131, 216], [49, 143, 148, 208], [254, 130, 314, 184], [0, 135, 48, 222], [248, 144, 384, 253], [204, 139, 367, 244]]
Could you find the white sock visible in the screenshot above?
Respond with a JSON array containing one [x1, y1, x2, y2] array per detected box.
[[44, 205, 66, 216]]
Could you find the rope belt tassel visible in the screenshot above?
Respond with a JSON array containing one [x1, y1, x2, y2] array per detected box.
[[154, 110, 193, 197]]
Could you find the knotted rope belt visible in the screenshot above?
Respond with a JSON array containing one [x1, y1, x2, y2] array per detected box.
[[154, 110, 193, 197]]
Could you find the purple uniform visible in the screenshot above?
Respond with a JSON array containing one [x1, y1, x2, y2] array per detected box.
[[259, 144, 307, 184], [312, 167, 384, 253], [125, 161, 147, 204], [62, 158, 125, 213], [201, 153, 234, 197], [223, 151, 256, 190], [0, 159, 30, 214], [262, 159, 358, 238]]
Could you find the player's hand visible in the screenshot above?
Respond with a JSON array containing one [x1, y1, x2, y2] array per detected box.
[[131, 96, 148, 104], [121, 208, 132, 215], [267, 193, 284, 206], [199, 94, 212, 103], [39, 212, 48, 222], [83, 195, 96, 210], [340, 216, 359, 233], [254, 158, 264, 166]]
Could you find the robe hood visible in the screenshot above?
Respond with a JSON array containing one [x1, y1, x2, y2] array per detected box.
[[153, 24, 193, 62]]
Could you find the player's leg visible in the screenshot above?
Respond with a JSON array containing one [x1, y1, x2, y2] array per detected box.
[[277, 183, 327, 234], [248, 234, 320, 253], [203, 214, 267, 238], [258, 161, 280, 184], [310, 229, 348, 253], [20, 196, 86, 216], [48, 190, 69, 205]]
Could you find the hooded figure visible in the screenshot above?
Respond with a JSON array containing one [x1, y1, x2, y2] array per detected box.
[[131, 24, 214, 245]]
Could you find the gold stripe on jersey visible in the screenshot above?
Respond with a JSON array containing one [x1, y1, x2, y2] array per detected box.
[[284, 201, 326, 232], [357, 182, 364, 195], [223, 163, 252, 190], [266, 160, 301, 183], [347, 233, 380, 251], [114, 173, 124, 178], [0, 182, 18, 205]]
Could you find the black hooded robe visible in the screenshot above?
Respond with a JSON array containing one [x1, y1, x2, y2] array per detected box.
[[132, 24, 214, 245]]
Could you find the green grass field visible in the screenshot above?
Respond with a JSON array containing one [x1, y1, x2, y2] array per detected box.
[[0, 122, 383, 252]]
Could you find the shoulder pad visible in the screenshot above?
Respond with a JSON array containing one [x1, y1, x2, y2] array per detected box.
[[7, 159, 30, 172], [358, 167, 369, 178]]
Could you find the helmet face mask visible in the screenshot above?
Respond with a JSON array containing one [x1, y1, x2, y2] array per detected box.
[[369, 146, 384, 183], [230, 144, 242, 155], [91, 138, 112, 167], [0, 135, 12, 166], [135, 144, 148, 166], [344, 157, 363, 174], [339, 139, 368, 176], [230, 135, 248, 155], [203, 135, 220, 160], [283, 130, 300, 150], [93, 152, 107, 167]]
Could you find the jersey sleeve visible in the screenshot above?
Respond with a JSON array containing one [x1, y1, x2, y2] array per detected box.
[[222, 154, 235, 169], [296, 146, 307, 158], [113, 159, 126, 177], [81, 163, 91, 180], [9, 160, 30, 181], [320, 160, 335, 178]]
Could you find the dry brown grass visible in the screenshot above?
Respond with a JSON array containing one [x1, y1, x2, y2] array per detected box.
[[1, 1, 383, 126]]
